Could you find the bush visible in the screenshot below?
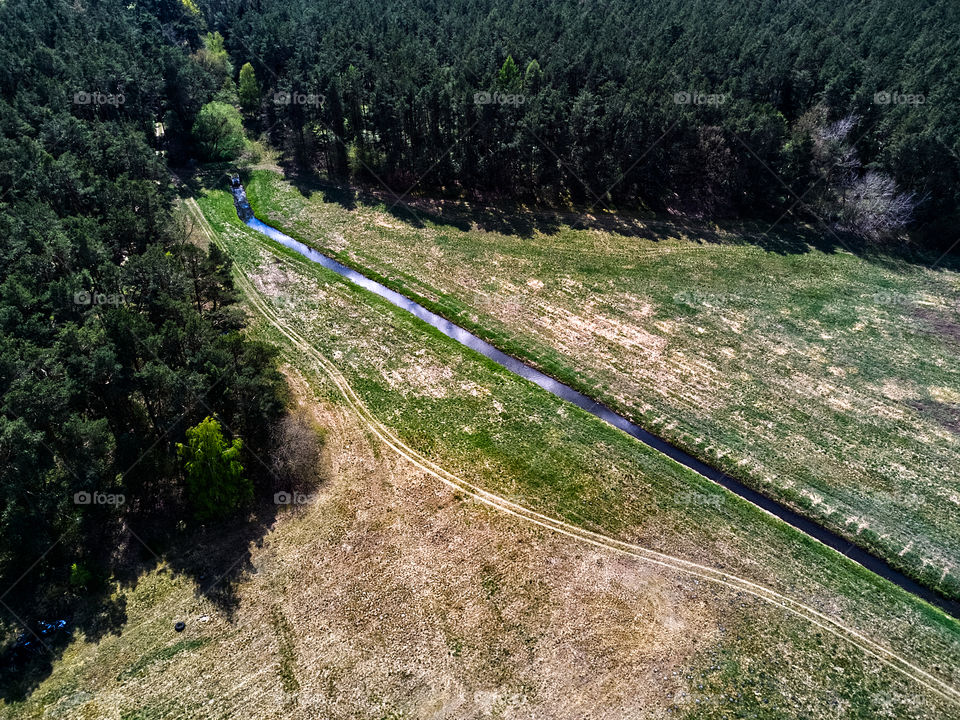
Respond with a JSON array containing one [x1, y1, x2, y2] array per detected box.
[[269, 412, 325, 493], [192, 101, 245, 160]]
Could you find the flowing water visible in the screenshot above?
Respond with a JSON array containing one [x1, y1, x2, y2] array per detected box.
[[231, 183, 959, 618]]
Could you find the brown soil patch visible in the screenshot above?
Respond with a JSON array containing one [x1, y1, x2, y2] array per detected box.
[[914, 306, 960, 346], [909, 399, 960, 435], [34, 367, 734, 720]]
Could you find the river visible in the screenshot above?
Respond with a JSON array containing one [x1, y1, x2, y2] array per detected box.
[[231, 181, 960, 619]]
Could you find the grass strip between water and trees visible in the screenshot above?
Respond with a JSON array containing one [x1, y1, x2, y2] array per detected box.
[[190, 184, 960, 717]]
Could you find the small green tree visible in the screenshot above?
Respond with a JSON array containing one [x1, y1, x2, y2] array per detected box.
[[497, 55, 522, 93], [194, 32, 233, 87], [238, 62, 261, 114], [524, 59, 542, 94], [192, 101, 245, 160], [177, 416, 251, 521]]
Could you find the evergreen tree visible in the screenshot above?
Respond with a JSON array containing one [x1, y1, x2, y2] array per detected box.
[[497, 55, 522, 93], [238, 62, 261, 114], [524, 60, 543, 95], [177, 417, 252, 521]]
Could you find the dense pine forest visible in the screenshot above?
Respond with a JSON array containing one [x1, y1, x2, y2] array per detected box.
[[0, 0, 287, 665], [215, 0, 960, 245]]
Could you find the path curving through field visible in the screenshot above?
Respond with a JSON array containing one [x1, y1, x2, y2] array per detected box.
[[226, 184, 960, 621], [186, 196, 960, 708]]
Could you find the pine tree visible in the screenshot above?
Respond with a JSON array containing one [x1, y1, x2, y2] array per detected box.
[[524, 59, 542, 94], [238, 62, 261, 114], [497, 55, 522, 93]]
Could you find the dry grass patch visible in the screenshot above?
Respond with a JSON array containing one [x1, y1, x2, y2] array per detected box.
[[10, 363, 955, 718], [2, 373, 724, 719], [244, 169, 960, 598]]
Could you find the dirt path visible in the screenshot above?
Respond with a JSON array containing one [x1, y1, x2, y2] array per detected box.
[[185, 198, 960, 709], [227, 179, 960, 618]]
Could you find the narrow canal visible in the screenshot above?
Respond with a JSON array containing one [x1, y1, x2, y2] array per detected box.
[[231, 181, 960, 620]]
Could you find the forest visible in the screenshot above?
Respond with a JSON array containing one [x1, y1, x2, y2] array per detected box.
[[0, 0, 288, 664], [208, 0, 960, 247]]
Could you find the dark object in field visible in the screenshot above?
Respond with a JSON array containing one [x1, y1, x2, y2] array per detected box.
[[174, 621, 186, 632]]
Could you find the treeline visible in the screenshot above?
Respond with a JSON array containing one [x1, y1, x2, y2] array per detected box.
[[208, 0, 960, 245], [0, 0, 288, 643]]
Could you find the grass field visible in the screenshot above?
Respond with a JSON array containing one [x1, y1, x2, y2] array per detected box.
[[240, 168, 960, 600], [10, 184, 960, 719], [9, 370, 951, 719]]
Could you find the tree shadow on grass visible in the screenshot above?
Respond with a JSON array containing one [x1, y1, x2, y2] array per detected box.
[[173, 161, 804, 255], [0, 584, 132, 702], [172, 159, 959, 272], [255, 165, 960, 271], [268, 167, 829, 251], [0, 500, 278, 704], [159, 503, 278, 622], [283, 167, 359, 212]]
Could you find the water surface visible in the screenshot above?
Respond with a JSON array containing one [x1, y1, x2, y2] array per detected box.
[[232, 184, 959, 618]]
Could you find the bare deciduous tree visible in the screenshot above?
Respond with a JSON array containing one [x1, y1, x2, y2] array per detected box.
[[837, 171, 917, 241], [812, 113, 861, 185], [800, 108, 917, 241], [269, 413, 325, 492]]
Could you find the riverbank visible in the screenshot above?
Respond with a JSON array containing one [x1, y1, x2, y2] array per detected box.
[[237, 167, 960, 602]]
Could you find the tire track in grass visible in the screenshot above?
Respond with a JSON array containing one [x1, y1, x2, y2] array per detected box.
[[236, 178, 960, 621], [186, 198, 960, 709]]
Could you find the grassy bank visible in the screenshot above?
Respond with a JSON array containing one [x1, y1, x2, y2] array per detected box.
[[241, 168, 960, 600], [195, 185, 960, 709]]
